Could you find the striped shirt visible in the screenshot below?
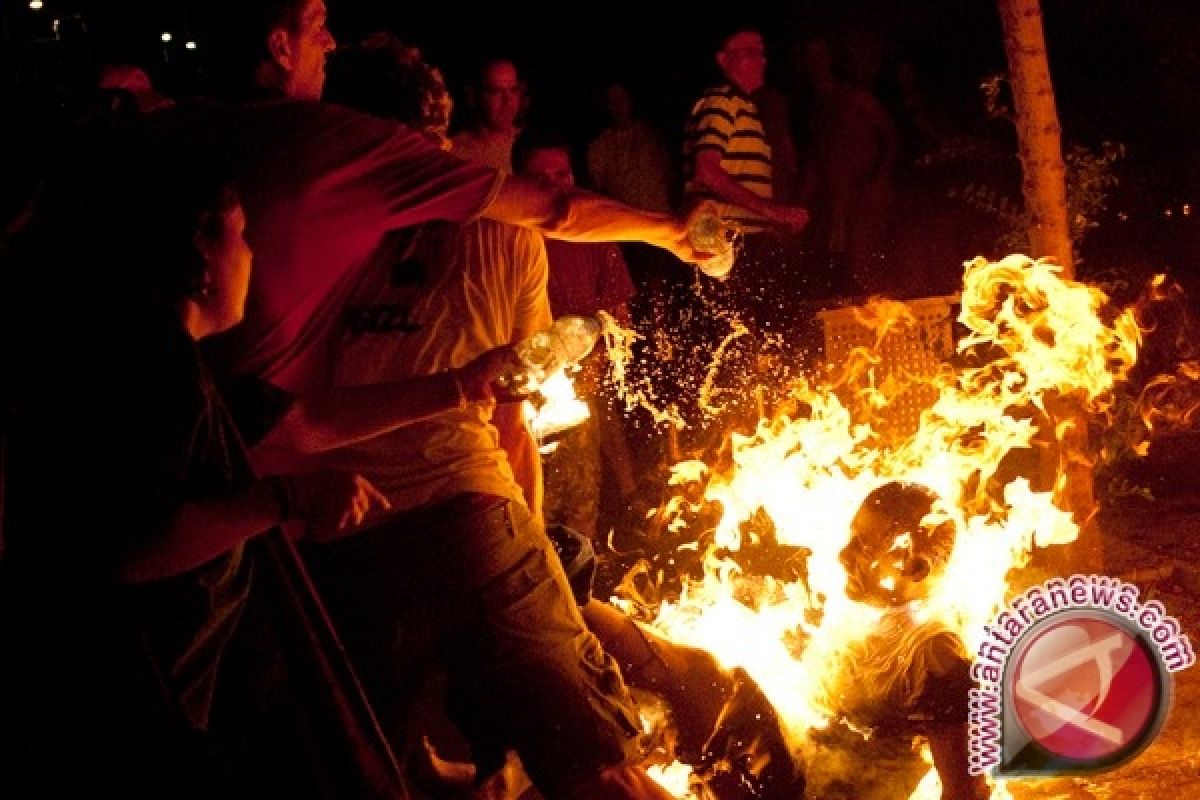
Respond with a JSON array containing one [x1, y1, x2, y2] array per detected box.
[[683, 83, 773, 231]]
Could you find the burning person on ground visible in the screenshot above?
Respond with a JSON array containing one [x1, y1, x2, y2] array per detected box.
[[558, 526, 807, 800], [807, 481, 988, 800]]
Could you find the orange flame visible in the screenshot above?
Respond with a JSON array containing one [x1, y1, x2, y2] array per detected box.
[[526, 368, 591, 447], [608, 255, 1144, 800]]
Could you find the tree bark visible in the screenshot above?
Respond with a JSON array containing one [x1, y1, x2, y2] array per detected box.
[[999, 0, 1099, 572], [997, 0, 1074, 279]]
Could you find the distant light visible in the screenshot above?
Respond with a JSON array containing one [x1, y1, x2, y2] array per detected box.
[[1117, 212, 1129, 222], [29, 0, 44, 10], [160, 31, 172, 43], [185, 40, 197, 50], [1183, 204, 1192, 217], [1165, 208, 1173, 218]]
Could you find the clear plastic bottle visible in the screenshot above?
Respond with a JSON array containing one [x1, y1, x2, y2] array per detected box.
[[494, 315, 602, 395], [688, 209, 736, 279]]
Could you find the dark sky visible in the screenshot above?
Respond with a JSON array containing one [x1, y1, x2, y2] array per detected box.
[[4, 0, 1199, 203], [6, 0, 1009, 118]]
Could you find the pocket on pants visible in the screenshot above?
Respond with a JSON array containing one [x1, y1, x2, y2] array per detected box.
[[480, 545, 584, 662]]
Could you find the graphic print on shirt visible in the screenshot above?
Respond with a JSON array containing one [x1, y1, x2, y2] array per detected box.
[[343, 248, 428, 337]]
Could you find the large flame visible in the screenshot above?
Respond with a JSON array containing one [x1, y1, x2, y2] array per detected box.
[[608, 256, 1143, 799]]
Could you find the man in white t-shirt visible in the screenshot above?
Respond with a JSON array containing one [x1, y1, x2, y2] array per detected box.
[[294, 37, 677, 800]]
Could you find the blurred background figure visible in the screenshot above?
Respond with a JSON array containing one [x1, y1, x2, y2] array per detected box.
[[452, 56, 526, 171], [751, 80, 801, 207], [588, 79, 680, 310], [587, 80, 674, 213], [515, 126, 640, 541], [801, 30, 898, 297], [96, 63, 175, 113]]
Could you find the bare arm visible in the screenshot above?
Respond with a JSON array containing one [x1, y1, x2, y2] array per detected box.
[[483, 174, 714, 268], [118, 471, 387, 584], [257, 347, 513, 455], [119, 349, 515, 582], [116, 480, 282, 583], [693, 150, 810, 231]]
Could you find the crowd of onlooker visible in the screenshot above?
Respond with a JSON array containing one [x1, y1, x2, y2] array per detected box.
[[0, 3, 997, 799]]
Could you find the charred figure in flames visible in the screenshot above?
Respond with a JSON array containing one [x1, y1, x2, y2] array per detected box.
[[840, 481, 957, 609], [806, 481, 988, 800]]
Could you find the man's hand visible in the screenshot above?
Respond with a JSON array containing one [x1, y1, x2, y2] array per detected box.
[[678, 204, 735, 279], [454, 345, 517, 403], [288, 471, 390, 541], [660, 213, 716, 267]]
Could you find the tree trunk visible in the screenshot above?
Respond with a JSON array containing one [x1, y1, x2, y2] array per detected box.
[[997, 0, 1074, 278], [998, 0, 1099, 573]]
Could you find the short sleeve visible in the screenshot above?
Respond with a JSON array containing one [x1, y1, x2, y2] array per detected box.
[[689, 94, 736, 152], [369, 122, 506, 227], [512, 228, 553, 336]]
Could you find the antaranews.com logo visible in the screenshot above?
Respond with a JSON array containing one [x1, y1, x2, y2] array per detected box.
[[969, 574, 1195, 777]]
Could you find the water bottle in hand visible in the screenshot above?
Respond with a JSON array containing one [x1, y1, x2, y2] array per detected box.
[[494, 315, 601, 397], [688, 208, 736, 279]]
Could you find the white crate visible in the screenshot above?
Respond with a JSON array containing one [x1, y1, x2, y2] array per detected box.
[[816, 296, 958, 438]]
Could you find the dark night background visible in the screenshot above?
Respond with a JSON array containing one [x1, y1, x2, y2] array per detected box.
[[3, 0, 1200, 286]]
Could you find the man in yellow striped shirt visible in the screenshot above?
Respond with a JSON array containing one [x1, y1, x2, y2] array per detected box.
[[683, 27, 810, 234]]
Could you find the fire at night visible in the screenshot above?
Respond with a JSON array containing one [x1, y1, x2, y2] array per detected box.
[[1, 2, 1198, 800]]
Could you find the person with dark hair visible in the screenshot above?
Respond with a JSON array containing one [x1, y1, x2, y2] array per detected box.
[[323, 32, 453, 144], [96, 64, 176, 114], [174, 0, 721, 397], [802, 29, 899, 297], [587, 81, 675, 214], [0, 142, 352, 797], [316, 42, 808, 800], [452, 56, 527, 171], [315, 38, 747, 800], [202, 0, 327, 100], [0, 137, 519, 798]]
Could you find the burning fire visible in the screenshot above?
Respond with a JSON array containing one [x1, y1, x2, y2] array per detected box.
[[525, 367, 591, 450], [605, 255, 1143, 799]]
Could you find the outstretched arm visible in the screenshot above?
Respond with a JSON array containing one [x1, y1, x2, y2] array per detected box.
[[483, 174, 719, 270]]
